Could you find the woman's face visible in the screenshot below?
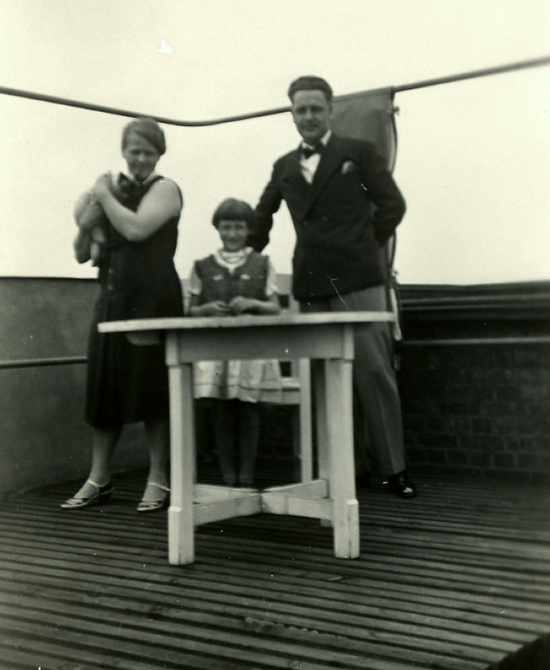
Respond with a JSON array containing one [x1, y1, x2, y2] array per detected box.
[[122, 132, 160, 182], [217, 219, 249, 252]]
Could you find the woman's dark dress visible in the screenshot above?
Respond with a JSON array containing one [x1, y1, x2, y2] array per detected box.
[[86, 175, 183, 428]]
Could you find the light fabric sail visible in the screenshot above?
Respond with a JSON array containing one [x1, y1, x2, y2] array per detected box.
[[331, 87, 397, 172], [332, 87, 402, 339]]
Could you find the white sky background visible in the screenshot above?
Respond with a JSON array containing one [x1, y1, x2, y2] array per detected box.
[[0, 0, 549, 285]]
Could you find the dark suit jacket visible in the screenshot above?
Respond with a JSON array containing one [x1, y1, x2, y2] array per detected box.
[[252, 133, 406, 301]]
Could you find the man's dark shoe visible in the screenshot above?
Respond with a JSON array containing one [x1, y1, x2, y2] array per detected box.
[[382, 471, 417, 498], [355, 471, 372, 489]]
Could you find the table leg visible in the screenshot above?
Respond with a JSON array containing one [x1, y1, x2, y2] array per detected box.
[[297, 359, 313, 482], [167, 336, 195, 565], [312, 360, 332, 528], [312, 360, 329, 481], [325, 358, 359, 559]]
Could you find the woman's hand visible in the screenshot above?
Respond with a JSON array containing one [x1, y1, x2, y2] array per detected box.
[[95, 178, 182, 243], [74, 191, 105, 232], [93, 173, 112, 200]]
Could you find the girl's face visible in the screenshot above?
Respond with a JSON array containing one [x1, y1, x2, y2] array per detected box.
[[218, 219, 249, 252], [122, 132, 160, 182]]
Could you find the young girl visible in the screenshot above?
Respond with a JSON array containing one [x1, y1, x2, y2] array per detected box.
[[188, 198, 282, 487]]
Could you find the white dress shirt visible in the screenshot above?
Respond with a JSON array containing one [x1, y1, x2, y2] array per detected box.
[[299, 130, 332, 184]]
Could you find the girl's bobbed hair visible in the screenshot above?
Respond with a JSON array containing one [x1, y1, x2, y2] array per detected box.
[[212, 198, 255, 228]]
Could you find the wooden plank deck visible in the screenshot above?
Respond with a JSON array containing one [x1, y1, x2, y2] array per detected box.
[[0, 472, 549, 669]]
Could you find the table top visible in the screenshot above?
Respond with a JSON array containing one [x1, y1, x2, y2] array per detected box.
[[98, 310, 395, 334]]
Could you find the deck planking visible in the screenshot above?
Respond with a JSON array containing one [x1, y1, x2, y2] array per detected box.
[[0, 472, 549, 669]]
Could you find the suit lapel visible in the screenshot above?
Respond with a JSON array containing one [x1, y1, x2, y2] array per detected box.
[[305, 135, 343, 212], [282, 148, 311, 192], [280, 138, 347, 223], [287, 147, 307, 181]]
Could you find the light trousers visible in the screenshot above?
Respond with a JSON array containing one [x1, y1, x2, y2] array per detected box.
[[301, 285, 406, 476]]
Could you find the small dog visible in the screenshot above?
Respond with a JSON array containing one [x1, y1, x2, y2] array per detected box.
[[83, 174, 138, 266]]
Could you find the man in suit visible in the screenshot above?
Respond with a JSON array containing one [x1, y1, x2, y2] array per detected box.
[[251, 75, 415, 497]]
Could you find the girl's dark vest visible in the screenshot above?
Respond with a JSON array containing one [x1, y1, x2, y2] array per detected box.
[[194, 252, 268, 304]]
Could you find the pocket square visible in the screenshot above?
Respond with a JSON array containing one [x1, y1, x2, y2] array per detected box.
[[341, 160, 356, 175]]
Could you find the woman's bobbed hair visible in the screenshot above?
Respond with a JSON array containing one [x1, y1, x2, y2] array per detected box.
[[121, 117, 166, 155]]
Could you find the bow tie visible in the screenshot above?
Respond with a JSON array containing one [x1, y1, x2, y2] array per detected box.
[[301, 143, 324, 159]]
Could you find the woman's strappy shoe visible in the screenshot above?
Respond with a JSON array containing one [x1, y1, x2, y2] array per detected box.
[[137, 482, 170, 513], [60, 479, 113, 509]]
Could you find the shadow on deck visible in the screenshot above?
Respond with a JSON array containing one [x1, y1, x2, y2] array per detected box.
[[0, 471, 549, 669]]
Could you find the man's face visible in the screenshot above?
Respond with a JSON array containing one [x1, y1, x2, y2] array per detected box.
[[291, 89, 332, 145]]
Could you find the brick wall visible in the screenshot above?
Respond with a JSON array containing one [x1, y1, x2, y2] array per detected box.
[[397, 282, 550, 481], [398, 343, 550, 480]]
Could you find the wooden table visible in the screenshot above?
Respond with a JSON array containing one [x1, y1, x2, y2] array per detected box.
[[99, 311, 393, 565]]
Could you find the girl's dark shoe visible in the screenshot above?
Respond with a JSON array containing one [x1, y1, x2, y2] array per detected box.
[[383, 471, 417, 498], [355, 471, 372, 489], [60, 479, 113, 509]]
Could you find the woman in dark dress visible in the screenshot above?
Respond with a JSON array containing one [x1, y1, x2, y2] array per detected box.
[[62, 117, 183, 512]]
